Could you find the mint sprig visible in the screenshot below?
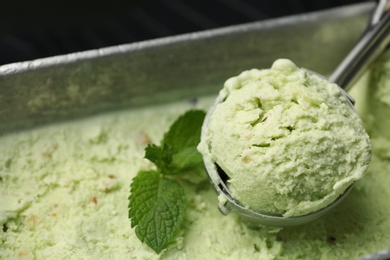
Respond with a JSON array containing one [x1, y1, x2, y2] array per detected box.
[[129, 109, 206, 254], [145, 110, 205, 174]]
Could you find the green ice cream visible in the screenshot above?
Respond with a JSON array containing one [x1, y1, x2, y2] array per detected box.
[[198, 59, 372, 217], [364, 50, 390, 155], [1, 56, 390, 259]]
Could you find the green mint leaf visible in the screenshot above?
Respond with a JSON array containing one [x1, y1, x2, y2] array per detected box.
[[144, 110, 206, 174], [144, 144, 173, 173], [163, 110, 206, 154], [129, 170, 186, 254], [171, 147, 203, 171], [129, 109, 206, 253]]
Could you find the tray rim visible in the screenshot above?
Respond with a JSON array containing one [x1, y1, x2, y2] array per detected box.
[[0, 2, 374, 76]]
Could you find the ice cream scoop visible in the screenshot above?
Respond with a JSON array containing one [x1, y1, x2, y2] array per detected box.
[[198, 0, 390, 227], [198, 60, 371, 227]]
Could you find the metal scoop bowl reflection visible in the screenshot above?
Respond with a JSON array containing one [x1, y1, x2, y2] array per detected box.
[[200, 0, 390, 227]]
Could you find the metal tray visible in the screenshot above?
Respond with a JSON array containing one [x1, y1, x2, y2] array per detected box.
[[0, 2, 389, 259], [0, 2, 374, 135]]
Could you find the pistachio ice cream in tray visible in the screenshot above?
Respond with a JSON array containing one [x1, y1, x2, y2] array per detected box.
[[1, 2, 390, 259]]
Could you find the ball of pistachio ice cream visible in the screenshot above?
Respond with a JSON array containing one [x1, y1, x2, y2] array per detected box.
[[198, 59, 372, 217]]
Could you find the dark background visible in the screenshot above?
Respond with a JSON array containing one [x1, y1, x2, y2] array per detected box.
[[0, 0, 369, 65]]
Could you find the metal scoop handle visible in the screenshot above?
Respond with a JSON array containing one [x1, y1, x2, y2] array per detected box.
[[329, 0, 390, 90]]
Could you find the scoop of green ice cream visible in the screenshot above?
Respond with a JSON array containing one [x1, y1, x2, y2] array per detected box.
[[198, 59, 372, 217]]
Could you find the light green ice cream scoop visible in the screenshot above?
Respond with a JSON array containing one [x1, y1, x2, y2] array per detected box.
[[198, 59, 372, 222]]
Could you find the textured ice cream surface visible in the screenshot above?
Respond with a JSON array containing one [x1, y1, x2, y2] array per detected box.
[[366, 50, 390, 149], [198, 59, 372, 217], [0, 81, 390, 259]]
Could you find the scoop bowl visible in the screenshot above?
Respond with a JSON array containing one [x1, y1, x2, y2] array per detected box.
[[200, 90, 355, 227]]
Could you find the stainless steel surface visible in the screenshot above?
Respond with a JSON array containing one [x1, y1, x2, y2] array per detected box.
[[357, 248, 390, 260], [329, 0, 390, 90], [0, 3, 372, 135]]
